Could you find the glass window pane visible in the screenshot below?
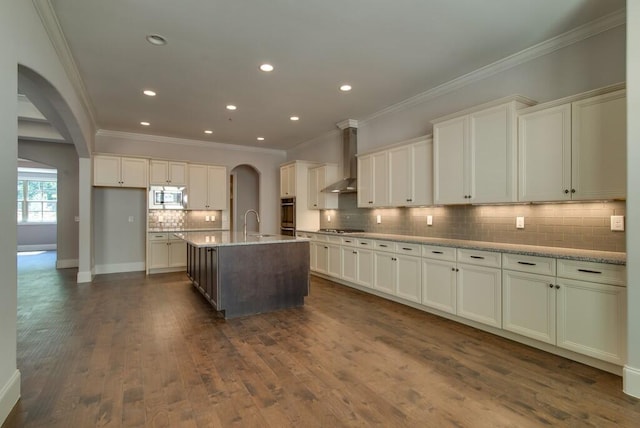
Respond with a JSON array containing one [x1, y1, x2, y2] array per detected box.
[[28, 211, 42, 222], [17, 181, 24, 201], [17, 202, 22, 222], [42, 212, 56, 222], [43, 202, 56, 212]]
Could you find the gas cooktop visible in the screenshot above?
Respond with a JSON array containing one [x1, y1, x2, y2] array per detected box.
[[318, 228, 365, 234]]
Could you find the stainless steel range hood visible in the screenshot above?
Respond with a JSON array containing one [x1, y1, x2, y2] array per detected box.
[[322, 120, 358, 193]]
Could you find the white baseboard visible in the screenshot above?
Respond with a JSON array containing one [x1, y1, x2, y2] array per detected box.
[[17, 244, 56, 251], [95, 262, 145, 275], [77, 269, 94, 283], [56, 258, 78, 269], [624, 365, 640, 398], [0, 370, 20, 425]]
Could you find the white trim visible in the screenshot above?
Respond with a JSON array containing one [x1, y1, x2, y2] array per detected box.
[[17, 244, 56, 251], [0, 370, 20, 425], [32, 0, 97, 127], [518, 83, 626, 115], [336, 119, 358, 130], [357, 134, 433, 157], [56, 258, 78, 269], [359, 8, 626, 125], [624, 365, 640, 398], [94, 262, 145, 275], [76, 269, 93, 283], [430, 95, 536, 124], [96, 129, 286, 156]]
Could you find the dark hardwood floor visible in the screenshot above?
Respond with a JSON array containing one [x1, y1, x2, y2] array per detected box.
[[3, 252, 639, 427]]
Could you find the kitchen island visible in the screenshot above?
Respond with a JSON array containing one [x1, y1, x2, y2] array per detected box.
[[175, 231, 310, 318]]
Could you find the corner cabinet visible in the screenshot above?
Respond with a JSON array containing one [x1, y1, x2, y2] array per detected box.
[[433, 97, 535, 204], [518, 88, 626, 202], [187, 164, 227, 210], [94, 155, 148, 188]]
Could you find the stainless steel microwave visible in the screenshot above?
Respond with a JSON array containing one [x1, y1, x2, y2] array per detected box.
[[149, 186, 187, 209]]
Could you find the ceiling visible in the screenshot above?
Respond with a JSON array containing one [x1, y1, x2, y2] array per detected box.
[[46, 0, 625, 150]]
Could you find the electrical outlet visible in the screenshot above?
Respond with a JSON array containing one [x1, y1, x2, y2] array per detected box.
[[205, 215, 210, 222], [610, 215, 625, 231], [74, 216, 80, 222], [327, 215, 331, 222], [212, 215, 216, 222], [376, 215, 382, 224], [427, 215, 433, 226], [158, 216, 164, 223], [516, 216, 525, 229]]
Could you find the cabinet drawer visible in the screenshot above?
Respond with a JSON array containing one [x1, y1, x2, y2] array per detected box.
[[557, 259, 626, 286], [341, 236, 358, 247], [395, 242, 421, 255], [326, 235, 342, 244], [457, 249, 501, 268], [422, 245, 456, 261], [149, 233, 169, 241], [374, 240, 395, 253], [502, 253, 556, 276], [357, 238, 374, 248]]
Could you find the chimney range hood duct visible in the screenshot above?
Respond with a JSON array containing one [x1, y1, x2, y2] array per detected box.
[[322, 120, 358, 193]]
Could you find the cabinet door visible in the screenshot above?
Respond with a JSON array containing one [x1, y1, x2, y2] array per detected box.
[[389, 145, 411, 206], [342, 247, 358, 283], [434, 116, 467, 204], [327, 244, 342, 278], [308, 167, 320, 209], [456, 264, 502, 328], [469, 103, 516, 203], [280, 165, 290, 197], [556, 278, 626, 365], [316, 244, 328, 274], [518, 104, 572, 202], [168, 162, 187, 185], [356, 248, 374, 288], [207, 166, 227, 210], [395, 254, 421, 303], [422, 259, 457, 314], [148, 240, 169, 269], [411, 140, 433, 206], [357, 155, 374, 207], [93, 155, 121, 186], [120, 157, 148, 188], [372, 152, 389, 206], [373, 252, 395, 295], [502, 270, 556, 344], [571, 90, 626, 200], [150, 160, 169, 185], [168, 240, 187, 268], [187, 164, 208, 209]]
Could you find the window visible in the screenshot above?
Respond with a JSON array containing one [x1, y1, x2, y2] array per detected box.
[[17, 168, 57, 223]]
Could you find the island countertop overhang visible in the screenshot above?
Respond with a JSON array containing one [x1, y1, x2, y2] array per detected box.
[[174, 231, 308, 247]]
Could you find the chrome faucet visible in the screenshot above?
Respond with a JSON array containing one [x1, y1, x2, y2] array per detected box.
[[243, 209, 260, 236]]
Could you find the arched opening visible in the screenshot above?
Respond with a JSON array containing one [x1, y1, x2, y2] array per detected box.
[[230, 165, 260, 233]]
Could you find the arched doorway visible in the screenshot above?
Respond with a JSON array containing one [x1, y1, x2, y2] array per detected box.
[[230, 165, 260, 233]]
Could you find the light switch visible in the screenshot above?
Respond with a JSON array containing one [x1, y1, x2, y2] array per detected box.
[[128, 216, 134, 223], [427, 215, 433, 226], [516, 216, 525, 229], [74, 216, 80, 222], [610, 215, 625, 231]]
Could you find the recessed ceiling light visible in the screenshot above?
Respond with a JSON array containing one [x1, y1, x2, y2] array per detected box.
[[259, 64, 274, 72], [226, 105, 237, 111], [143, 90, 156, 96], [140, 121, 150, 126], [339, 84, 352, 92], [257, 137, 265, 141], [204, 130, 213, 134], [146, 34, 167, 46], [290, 116, 300, 121]]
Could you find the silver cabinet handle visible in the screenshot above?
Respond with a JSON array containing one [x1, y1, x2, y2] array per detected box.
[[578, 269, 602, 274]]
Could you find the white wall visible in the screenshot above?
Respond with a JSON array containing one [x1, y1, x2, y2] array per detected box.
[[624, 0, 640, 398], [17, 224, 56, 250], [95, 131, 286, 234], [0, 1, 95, 423], [93, 188, 146, 274], [232, 165, 260, 233]]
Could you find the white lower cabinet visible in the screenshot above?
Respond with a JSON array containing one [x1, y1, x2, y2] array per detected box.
[[355, 245, 374, 288], [327, 243, 342, 278], [373, 242, 421, 302], [341, 247, 358, 283], [148, 233, 187, 271], [373, 251, 396, 295], [395, 254, 421, 303], [422, 258, 457, 314], [315, 243, 328, 274], [456, 263, 502, 328]]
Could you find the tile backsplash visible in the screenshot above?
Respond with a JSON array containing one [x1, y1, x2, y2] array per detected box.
[[148, 210, 223, 230], [320, 193, 625, 252]]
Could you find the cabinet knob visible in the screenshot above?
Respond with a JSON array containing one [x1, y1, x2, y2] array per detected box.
[[549, 284, 554, 288], [368, 201, 373, 204], [406, 198, 412, 202], [555, 285, 560, 289], [564, 189, 569, 194], [571, 189, 576, 194], [451, 267, 455, 272]]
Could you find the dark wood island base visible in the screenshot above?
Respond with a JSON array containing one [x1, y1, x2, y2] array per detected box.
[[186, 240, 310, 318]]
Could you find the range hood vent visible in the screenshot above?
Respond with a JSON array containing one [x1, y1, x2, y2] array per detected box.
[[322, 120, 358, 193]]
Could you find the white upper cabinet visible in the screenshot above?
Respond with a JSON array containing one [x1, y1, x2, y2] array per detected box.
[[433, 98, 531, 205], [149, 160, 187, 186], [308, 164, 338, 210], [94, 155, 148, 188], [388, 138, 433, 207], [518, 88, 626, 202], [357, 152, 389, 207], [187, 164, 227, 210], [357, 154, 374, 207], [280, 164, 296, 197]]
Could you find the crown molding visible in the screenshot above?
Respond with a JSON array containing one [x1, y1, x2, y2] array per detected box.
[[96, 129, 287, 156], [32, 0, 97, 128], [336, 119, 358, 130], [359, 8, 626, 125]]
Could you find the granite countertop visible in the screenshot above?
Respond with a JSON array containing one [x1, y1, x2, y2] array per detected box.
[[300, 230, 626, 265], [148, 227, 229, 233], [174, 231, 307, 247]]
